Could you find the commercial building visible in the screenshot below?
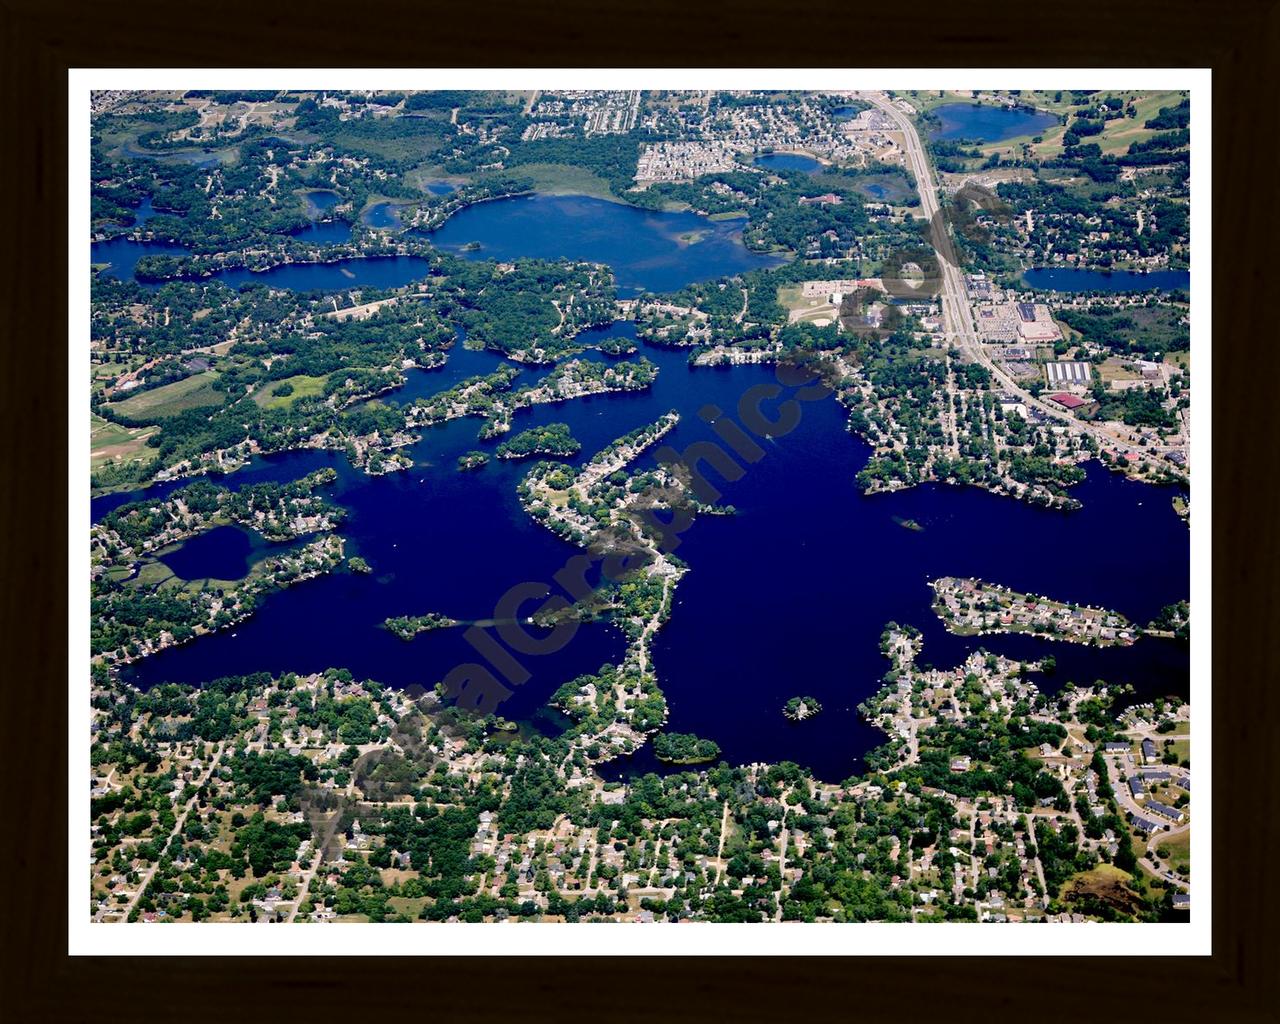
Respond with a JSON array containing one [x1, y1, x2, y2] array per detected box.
[[1045, 361, 1093, 387], [1048, 392, 1088, 410]]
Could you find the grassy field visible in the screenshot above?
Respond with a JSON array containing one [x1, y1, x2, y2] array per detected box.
[[252, 374, 328, 410], [900, 90, 978, 113], [908, 89, 1188, 166], [1157, 830, 1191, 873], [106, 371, 224, 420], [1098, 357, 1142, 383], [130, 560, 176, 588], [502, 162, 621, 202], [386, 896, 427, 920], [1021, 90, 1188, 161], [91, 414, 157, 471], [325, 109, 454, 164]]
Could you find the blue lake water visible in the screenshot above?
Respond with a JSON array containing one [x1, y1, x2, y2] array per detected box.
[[155, 524, 304, 582], [1022, 268, 1191, 293], [296, 190, 353, 243], [931, 103, 1058, 143], [754, 153, 823, 173], [92, 192, 782, 297], [425, 181, 457, 196], [121, 338, 1191, 781], [832, 106, 861, 121], [303, 190, 340, 216], [423, 193, 784, 294], [364, 202, 403, 228]]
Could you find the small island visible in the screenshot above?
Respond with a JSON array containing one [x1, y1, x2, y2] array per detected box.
[[651, 731, 722, 765], [384, 612, 459, 640], [495, 422, 581, 460], [893, 515, 924, 532], [348, 556, 372, 574], [783, 696, 823, 722], [457, 451, 489, 471], [597, 335, 638, 356]]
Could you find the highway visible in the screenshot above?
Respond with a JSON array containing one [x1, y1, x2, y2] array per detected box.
[[861, 93, 1189, 473]]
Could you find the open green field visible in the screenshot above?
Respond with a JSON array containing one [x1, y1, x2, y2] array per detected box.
[[130, 560, 176, 588], [386, 896, 427, 919], [496, 162, 621, 202], [91, 414, 157, 470], [1021, 91, 1188, 160], [328, 121, 448, 164], [106, 371, 223, 420], [1098, 357, 1142, 383], [900, 90, 979, 113], [909, 89, 1188, 165], [252, 373, 328, 410], [1158, 830, 1191, 873]]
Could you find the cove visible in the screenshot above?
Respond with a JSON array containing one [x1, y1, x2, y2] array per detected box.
[[364, 202, 403, 228], [156, 524, 307, 582], [422, 193, 784, 294], [930, 103, 1058, 143]]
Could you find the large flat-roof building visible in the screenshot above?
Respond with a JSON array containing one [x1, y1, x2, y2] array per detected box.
[[1016, 303, 1062, 342], [1045, 361, 1093, 387]]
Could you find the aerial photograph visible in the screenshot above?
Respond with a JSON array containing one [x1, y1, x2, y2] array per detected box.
[[86, 85, 1195, 928]]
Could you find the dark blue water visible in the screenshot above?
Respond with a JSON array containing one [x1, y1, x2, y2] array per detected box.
[[424, 194, 784, 294], [425, 181, 457, 196], [754, 153, 822, 173], [156, 524, 300, 581], [931, 103, 1058, 143], [1022, 268, 1191, 293], [832, 106, 861, 121], [91, 197, 190, 281], [122, 340, 1190, 781], [864, 184, 886, 199]]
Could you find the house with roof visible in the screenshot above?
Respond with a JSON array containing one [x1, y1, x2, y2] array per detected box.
[[1146, 800, 1185, 823]]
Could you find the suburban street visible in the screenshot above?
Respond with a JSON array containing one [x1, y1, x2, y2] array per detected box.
[[99, 743, 226, 922]]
